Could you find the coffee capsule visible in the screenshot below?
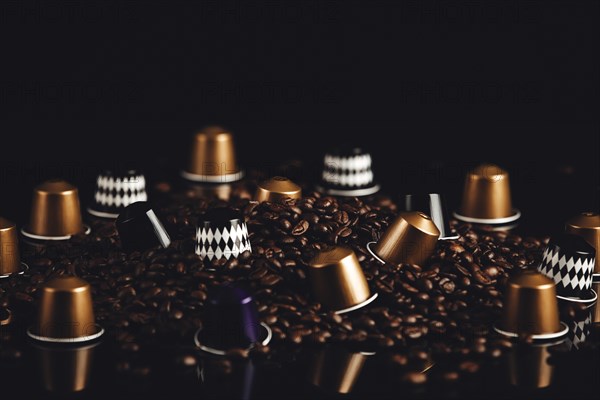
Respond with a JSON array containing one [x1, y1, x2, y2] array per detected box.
[[181, 126, 244, 183], [507, 343, 555, 389], [0, 217, 28, 278], [316, 147, 380, 197], [566, 212, 600, 280], [494, 271, 568, 340], [116, 202, 171, 252], [564, 307, 593, 350], [308, 347, 373, 394], [28, 276, 104, 343], [453, 164, 521, 229], [537, 234, 597, 304], [367, 211, 440, 266], [87, 169, 148, 219], [196, 207, 251, 262], [400, 193, 458, 240], [194, 285, 271, 355], [22, 180, 90, 241], [255, 176, 302, 203], [309, 246, 378, 313], [593, 280, 600, 324], [0, 307, 11, 326], [34, 342, 98, 393]]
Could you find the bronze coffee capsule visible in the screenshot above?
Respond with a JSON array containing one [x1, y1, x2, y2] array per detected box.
[[592, 281, 600, 324], [454, 164, 521, 228], [0, 307, 11, 326], [255, 176, 302, 203], [367, 211, 440, 266], [181, 126, 244, 183], [507, 344, 555, 389], [28, 276, 104, 343], [34, 342, 97, 393], [309, 247, 377, 313], [308, 347, 373, 394], [494, 271, 568, 340], [0, 217, 28, 278], [22, 180, 90, 241], [566, 212, 600, 279]]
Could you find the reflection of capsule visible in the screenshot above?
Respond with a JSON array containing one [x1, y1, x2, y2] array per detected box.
[[565, 305, 593, 351], [308, 347, 374, 394], [198, 357, 255, 400], [33, 342, 98, 393], [508, 343, 558, 389]]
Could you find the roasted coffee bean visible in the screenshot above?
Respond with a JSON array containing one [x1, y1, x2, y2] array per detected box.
[[292, 220, 310, 235]]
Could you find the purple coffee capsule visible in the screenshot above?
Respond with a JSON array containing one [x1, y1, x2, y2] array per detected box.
[[116, 202, 171, 252], [194, 285, 271, 355], [537, 234, 597, 304]]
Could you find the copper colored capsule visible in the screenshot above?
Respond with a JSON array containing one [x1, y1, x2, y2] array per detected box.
[[367, 211, 440, 266], [495, 271, 568, 340], [22, 180, 89, 241], [508, 344, 554, 389], [308, 347, 373, 394], [34, 342, 97, 393], [309, 247, 377, 313], [566, 212, 600, 277], [0, 307, 11, 326], [181, 126, 244, 183], [28, 276, 104, 343], [255, 176, 302, 203], [593, 281, 600, 324], [0, 217, 28, 278], [454, 164, 521, 228]]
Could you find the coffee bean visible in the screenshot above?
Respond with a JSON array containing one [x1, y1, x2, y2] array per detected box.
[[292, 220, 310, 235]]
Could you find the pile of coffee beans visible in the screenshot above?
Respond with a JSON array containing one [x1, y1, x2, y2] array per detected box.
[[0, 182, 585, 384]]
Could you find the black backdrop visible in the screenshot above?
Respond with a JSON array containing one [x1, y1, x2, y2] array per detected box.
[[0, 1, 598, 233]]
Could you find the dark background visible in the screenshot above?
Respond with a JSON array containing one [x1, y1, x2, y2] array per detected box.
[[0, 0, 598, 232]]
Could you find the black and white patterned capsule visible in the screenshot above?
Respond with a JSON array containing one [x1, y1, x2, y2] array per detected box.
[[316, 147, 380, 197], [88, 169, 148, 219], [196, 207, 251, 261], [537, 233, 597, 304]]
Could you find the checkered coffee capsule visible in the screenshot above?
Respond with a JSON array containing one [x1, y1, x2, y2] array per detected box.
[[566, 212, 600, 280], [116, 202, 171, 252], [88, 169, 148, 219], [537, 233, 597, 304], [316, 147, 380, 197], [196, 207, 251, 261], [565, 308, 592, 351]]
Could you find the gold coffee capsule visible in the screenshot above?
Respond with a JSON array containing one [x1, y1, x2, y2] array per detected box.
[[35, 342, 97, 393], [308, 347, 372, 394], [368, 211, 440, 266], [495, 271, 568, 340], [0, 307, 11, 326], [181, 126, 244, 183], [508, 344, 554, 389], [255, 176, 302, 203], [309, 247, 377, 313], [566, 212, 600, 276], [28, 276, 104, 343], [22, 180, 89, 240], [454, 164, 521, 226], [0, 217, 27, 277]]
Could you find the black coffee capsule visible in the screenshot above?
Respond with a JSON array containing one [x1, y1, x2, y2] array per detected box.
[[116, 202, 171, 251]]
